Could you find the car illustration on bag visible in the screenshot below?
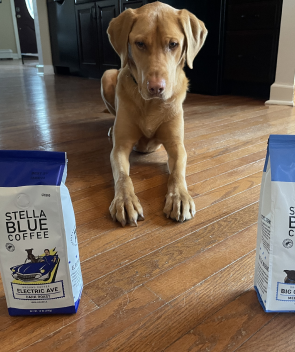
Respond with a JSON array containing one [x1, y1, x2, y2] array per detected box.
[[10, 248, 59, 284]]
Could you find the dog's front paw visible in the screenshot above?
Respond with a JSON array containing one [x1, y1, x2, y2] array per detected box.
[[109, 191, 144, 227], [163, 189, 196, 222]]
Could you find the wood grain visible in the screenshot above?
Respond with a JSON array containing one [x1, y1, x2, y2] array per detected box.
[[83, 200, 259, 306], [94, 252, 257, 352], [235, 314, 295, 352], [0, 294, 98, 352], [20, 286, 164, 352], [165, 290, 275, 352], [145, 224, 257, 301]]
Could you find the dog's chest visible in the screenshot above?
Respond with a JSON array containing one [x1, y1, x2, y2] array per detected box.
[[138, 114, 162, 138], [137, 105, 172, 138]]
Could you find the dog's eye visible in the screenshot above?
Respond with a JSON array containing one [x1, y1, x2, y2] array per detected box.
[[136, 42, 145, 49], [169, 42, 178, 50]]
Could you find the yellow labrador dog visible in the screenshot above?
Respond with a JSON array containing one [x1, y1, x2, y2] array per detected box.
[[101, 1, 207, 227]]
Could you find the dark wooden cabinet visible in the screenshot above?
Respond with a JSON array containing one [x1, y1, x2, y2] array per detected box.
[[97, 1, 120, 70], [226, 1, 280, 31], [75, 0, 120, 78], [76, 2, 99, 76], [47, 0, 80, 75], [223, 0, 282, 96], [122, 0, 147, 11], [224, 30, 278, 83], [160, 0, 282, 97], [160, 0, 226, 95], [48, 0, 283, 98], [73, 0, 147, 78]]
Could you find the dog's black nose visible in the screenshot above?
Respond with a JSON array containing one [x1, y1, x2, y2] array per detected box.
[[147, 78, 166, 96]]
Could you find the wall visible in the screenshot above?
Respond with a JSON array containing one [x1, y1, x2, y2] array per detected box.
[[266, 0, 295, 106], [33, 0, 53, 74], [0, 0, 18, 54]]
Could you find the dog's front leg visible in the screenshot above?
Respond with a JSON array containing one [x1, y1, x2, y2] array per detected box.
[[109, 123, 144, 227], [157, 119, 195, 222], [163, 141, 196, 222]]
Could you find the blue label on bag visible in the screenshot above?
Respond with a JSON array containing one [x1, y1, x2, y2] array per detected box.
[[0, 150, 66, 187], [269, 135, 295, 182]]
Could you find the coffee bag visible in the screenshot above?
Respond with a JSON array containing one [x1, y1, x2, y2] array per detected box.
[[0, 150, 83, 315], [255, 135, 295, 312]]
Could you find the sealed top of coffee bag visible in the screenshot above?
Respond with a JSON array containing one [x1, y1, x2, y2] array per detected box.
[[265, 135, 295, 182], [0, 150, 67, 187]]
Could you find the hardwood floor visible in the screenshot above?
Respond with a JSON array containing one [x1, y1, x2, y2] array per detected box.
[[1, 60, 295, 352]]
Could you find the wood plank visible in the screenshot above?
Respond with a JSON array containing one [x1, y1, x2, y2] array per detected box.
[[186, 117, 295, 159], [16, 252, 256, 352], [72, 153, 263, 227], [0, 294, 98, 352], [68, 111, 295, 199], [235, 314, 295, 352], [61, 116, 295, 195], [185, 108, 295, 145], [143, 162, 263, 217], [78, 216, 166, 261], [165, 290, 275, 352], [66, 118, 295, 196], [188, 160, 264, 197], [83, 198, 259, 306], [145, 224, 257, 301], [68, 145, 255, 205], [138, 155, 264, 204], [193, 172, 262, 212], [19, 287, 164, 352], [93, 252, 257, 351], [78, 170, 261, 261], [187, 141, 266, 171], [184, 105, 288, 138]]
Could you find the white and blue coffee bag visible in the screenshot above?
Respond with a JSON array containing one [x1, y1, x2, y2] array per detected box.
[[255, 135, 295, 312], [0, 151, 83, 316]]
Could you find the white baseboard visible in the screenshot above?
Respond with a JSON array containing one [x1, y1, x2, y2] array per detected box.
[[43, 65, 54, 75], [266, 83, 295, 106], [265, 99, 294, 106], [36, 64, 54, 75], [0, 50, 20, 59], [36, 65, 43, 75]]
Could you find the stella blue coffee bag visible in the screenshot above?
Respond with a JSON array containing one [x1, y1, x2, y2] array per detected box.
[[0, 151, 83, 316], [255, 135, 295, 312]]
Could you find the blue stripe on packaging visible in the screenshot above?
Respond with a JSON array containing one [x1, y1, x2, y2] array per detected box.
[[0, 150, 66, 187], [8, 297, 81, 316], [268, 135, 295, 182], [254, 286, 268, 312], [263, 144, 269, 172], [254, 286, 295, 313], [8, 303, 78, 316]]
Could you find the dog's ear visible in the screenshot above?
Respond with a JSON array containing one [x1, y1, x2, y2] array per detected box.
[[107, 9, 137, 68], [179, 10, 208, 69]]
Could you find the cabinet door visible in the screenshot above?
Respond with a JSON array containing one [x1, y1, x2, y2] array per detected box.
[[121, 0, 148, 11], [97, 0, 120, 71], [75, 2, 100, 77], [161, 0, 226, 95], [224, 31, 278, 83], [47, 0, 80, 73]]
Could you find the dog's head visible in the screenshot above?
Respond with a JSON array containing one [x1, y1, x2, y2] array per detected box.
[[284, 270, 295, 281], [107, 2, 207, 100]]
